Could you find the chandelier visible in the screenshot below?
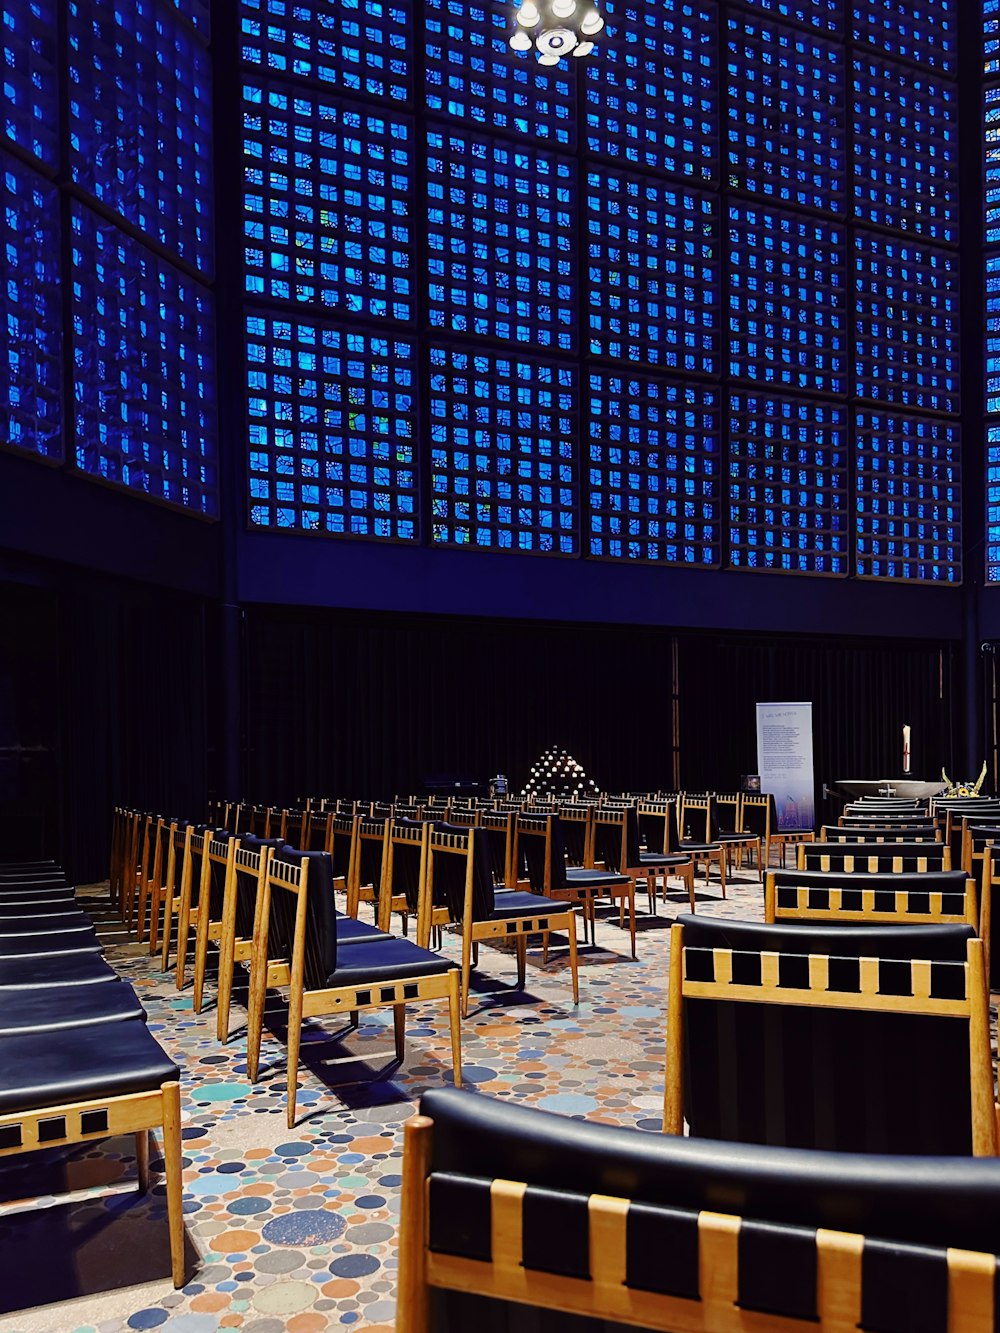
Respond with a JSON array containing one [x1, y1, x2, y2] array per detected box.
[[508, 0, 605, 63]]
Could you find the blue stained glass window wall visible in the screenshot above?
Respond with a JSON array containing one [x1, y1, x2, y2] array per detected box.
[[583, 0, 718, 182], [851, 0, 956, 74], [987, 424, 1000, 583], [426, 126, 575, 350], [587, 371, 718, 564], [246, 310, 418, 539], [726, 16, 845, 213], [728, 203, 846, 394], [728, 394, 847, 574], [425, 0, 575, 146], [986, 254, 1000, 415], [67, 0, 214, 273], [1, 0, 58, 166], [986, 86, 1000, 246], [854, 232, 958, 416], [586, 170, 717, 373], [71, 205, 218, 515], [853, 57, 957, 245], [736, 0, 841, 36], [242, 81, 413, 321], [855, 409, 960, 582], [429, 344, 577, 554], [0, 155, 62, 461], [241, 0, 410, 103]]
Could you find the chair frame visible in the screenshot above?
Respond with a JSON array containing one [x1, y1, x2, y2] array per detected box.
[[247, 849, 462, 1127], [799, 843, 952, 873]]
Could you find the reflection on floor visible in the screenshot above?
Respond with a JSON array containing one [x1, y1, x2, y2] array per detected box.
[[0, 871, 767, 1333]]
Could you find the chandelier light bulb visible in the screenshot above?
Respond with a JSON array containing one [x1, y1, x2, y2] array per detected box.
[[572, 38, 594, 54], [579, 7, 604, 33], [517, 2, 540, 23], [552, 0, 577, 16], [509, 27, 532, 49]]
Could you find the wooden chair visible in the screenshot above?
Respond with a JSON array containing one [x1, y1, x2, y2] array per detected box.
[[173, 827, 210, 988], [664, 915, 998, 1155], [136, 816, 168, 948], [422, 824, 579, 1018], [513, 812, 636, 956], [398, 1085, 1000, 1333], [591, 804, 695, 914], [800, 841, 951, 873], [158, 821, 192, 972], [246, 846, 462, 1126], [668, 797, 727, 894], [742, 791, 815, 866], [480, 809, 518, 889], [191, 832, 233, 1015], [381, 817, 430, 936], [960, 821, 1000, 878], [709, 796, 763, 881], [348, 815, 390, 920]]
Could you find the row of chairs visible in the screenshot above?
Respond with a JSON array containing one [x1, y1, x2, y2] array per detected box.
[[0, 858, 185, 1287]]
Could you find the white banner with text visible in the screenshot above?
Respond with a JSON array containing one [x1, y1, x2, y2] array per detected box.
[[755, 701, 815, 831]]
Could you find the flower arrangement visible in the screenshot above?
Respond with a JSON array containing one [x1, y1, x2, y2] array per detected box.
[[940, 762, 988, 798]]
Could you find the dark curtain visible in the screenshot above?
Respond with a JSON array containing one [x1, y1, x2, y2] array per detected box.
[[243, 606, 960, 813], [57, 574, 210, 883]]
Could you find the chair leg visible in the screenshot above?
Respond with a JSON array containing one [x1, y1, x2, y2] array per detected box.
[[162, 1082, 186, 1289], [160, 898, 174, 973], [447, 970, 462, 1088], [461, 927, 473, 1020], [246, 964, 267, 1084], [394, 1003, 406, 1061], [718, 851, 727, 900], [149, 885, 161, 955], [286, 998, 303, 1130], [516, 935, 527, 990], [216, 953, 235, 1044], [687, 864, 696, 913], [567, 913, 579, 1005], [647, 872, 655, 916], [542, 931, 549, 965], [628, 882, 636, 959], [136, 1129, 150, 1193]]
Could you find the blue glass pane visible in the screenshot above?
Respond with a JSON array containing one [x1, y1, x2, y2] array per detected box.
[[0, 155, 61, 461], [735, 0, 841, 36], [586, 169, 718, 372], [246, 310, 418, 539], [67, 0, 214, 273], [426, 0, 574, 145], [243, 81, 413, 322], [986, 86, 1000, 246], [854, 232, 958, 416], [429, 344, 576, 553], [728, 203, 846, 393], [71, 205, 218, 515], [584, 0, 718, 182], [426, 126, 575, 350], [1, 0, 58, 166], [853, 56, 956, 244], [587, 371, 718, 564], [728, 394, 847, 574], [241, 0, 409, 103], [727, 15, 845, 212], [987, 255, 1000, 414], [987, 424, 1000, 582], [988, 0, 1000, 77], [855, 409, 960, 582], [851, 0, 955, 74], [167, 0, 210, 36]]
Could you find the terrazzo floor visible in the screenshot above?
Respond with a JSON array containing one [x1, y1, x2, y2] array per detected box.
[[0, 869, 791, 1333]]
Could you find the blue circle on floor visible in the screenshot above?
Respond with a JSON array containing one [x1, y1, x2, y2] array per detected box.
[[330, 1254, 380, 1278], [128, 1311, 168, 1330], [262, 1209, 347, 1245], [228, 1196, 270, 1215]]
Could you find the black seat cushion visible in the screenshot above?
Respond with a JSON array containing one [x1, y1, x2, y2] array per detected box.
[[0, 1018, 178, 1116], [0, 982, 146, 1035], [678, 840, 721, 852], [0, 916, 94, 937], [0, 954, 119, 989], [0, 934, 102, 958], [0, 902, 86, 917], [563, 869, 630, 888], [639, 852, 692, 867], [337, 916, 390, 944], [0, 885, 74, 898], [326, 936, 456, 988], [488, 891, 569, 920]]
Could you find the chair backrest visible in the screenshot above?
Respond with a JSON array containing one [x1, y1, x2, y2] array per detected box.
[[962, 822, 1000, 876], [304, 810, 329, 854], [665, 914, 995, 1156], [349, 816, 390, 915], [280, 808, 307, 850], [260, 846, 339, 993], [739, 792, 775, 841], [479, 809, 515, 887], [401, 1086, 1000, 1333], [679, 793, 712, 842], [637, 798, 682, 854], [327, 812, 357, 886], [591, 805, 641, 873], [203, 831, 233, 922], [557, 803, 593, 866], [423, 825, 496, 942], [514, 813, 568, 893], [800, 841, 951, 873], [231, 834, 282, 940], [765, 868, 982, 932], [383, 818, 430, 926], [820, 824, 942, 843]]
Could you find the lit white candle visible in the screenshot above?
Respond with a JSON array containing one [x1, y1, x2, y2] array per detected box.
[[903, 724, 911, 775]]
